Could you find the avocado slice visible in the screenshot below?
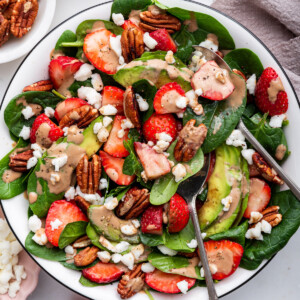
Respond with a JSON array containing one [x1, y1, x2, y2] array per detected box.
[[88, 205, 140, 244]]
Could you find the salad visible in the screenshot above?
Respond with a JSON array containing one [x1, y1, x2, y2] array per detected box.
[[1, 0, 300, 298]]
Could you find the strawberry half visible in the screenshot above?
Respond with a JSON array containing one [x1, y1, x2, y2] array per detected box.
[[243, 178, 271, 218], [142, 113, 178, 143], [54, 98, 88, 121], [204, 240, 244, 280], [100, 151, 135, 185], [167, 193, 189, 233], [145, 269, 196, 293], [101, 86, 125, 114], [45, 200, 88, 247], [149, 29, 177, 53], [103, 115, 129, 158], [122, 20, 142, 31], [83, 29, 119, 75], [82, 262, 124, 284], [141, 205, 163, 235], [49, 56, 83, 90], [255, 67, 288, 116], [153, 82, 186, 114], [30, 113, 64, 144]]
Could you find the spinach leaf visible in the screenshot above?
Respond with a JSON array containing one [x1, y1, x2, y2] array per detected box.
[[150, 141, 204, 205], [140, 232, 166, 247], [123, 138, 143, 176], [25, 232, 66, 261], [61, 259, 98, 271], [86, 222, 106, 250], [242, 103, 257, 118], [54, 30, 78, 57], [4, 92, 61, 137], [241, 190, 300, 270], [111, 0, 152, 19], [148, 252, 189, 271], [58, 221, 88, 249], [106, 185, 131, 201], [0, 139, 29, 199], [79, 274, 104, 287], [224, 48, 264, 78], [197, 186, 208, 202]]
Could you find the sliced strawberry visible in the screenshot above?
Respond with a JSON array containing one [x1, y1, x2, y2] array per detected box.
[[167, 193, 189, 233], [82, 262, 124, 284], [83, 29, 119, 75], [103, 115, 129, 158], [243, 178, 271, 218], [153, 82, 186, 114], [204, 240, 244, 280], [30, 113, 64, 144], [49, 56, 83, 90], [134, 142, 171, 180], [101, 86, 125, 114], [45, 200, 88, 247], [191, 60, 235, 101], [145, 269, 196, 293], [122, 20, 142, 31], [142, 113, 177, 143], [149, 29, 177, 53], [54, 98, 88, 121], [255, 67, 288, 116], [100, 151, 135, 185], [141, 205, 163, 235], [206, 151, 216, 183]]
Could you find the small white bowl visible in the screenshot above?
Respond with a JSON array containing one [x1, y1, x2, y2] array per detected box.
[[0, 0, 56, 64]]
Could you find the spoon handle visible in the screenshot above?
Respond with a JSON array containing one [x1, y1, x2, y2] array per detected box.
[[238, 120, 300, 200], [188, 194, 218, 300]]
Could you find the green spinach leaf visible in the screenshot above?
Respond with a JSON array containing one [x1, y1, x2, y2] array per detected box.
[[111, 0, 152, 19], [54, 30, 77, 57], [106, 185, 132, 201], [79, 274, 105, 287], [68, 80, 93, 97], [123, 138, 143, 176], [86, 222, 106, 250], [61, 259, 98, 271], [140, 232, 166, 247]]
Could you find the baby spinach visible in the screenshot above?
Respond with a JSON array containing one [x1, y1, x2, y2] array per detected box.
[[58, 221, 88, 249], [79, 275, 104, 287], [54, 30, 78, 57], [111, 0, 152, 19], [140, 232, 166, 247], [61, 259, 98, 271], [86, 223, 106, 250], [123, 138, 143, 177], [150, 140, 204, 205], [68, 80, 93, 97], [25, 232, 67, 261], [4, 91, 61, 137], [106, 185, 132, 201], [241, 190, 300, 270], [0, 139, 29, 199]]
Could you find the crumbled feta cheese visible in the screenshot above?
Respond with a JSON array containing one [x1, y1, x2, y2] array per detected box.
[[100, 104, 118, 115], [28, 215, 42, 233], [202, 232, 207, 239], [177, 280, 189, 294], [241, 149, 255, 165], [172, 164, 187, 182], [117, 129, 125, 138], [99, 178, 108, 190], [269, 114, 286, 128], [121, 118, 134, 130], [112, 13, 125, 26], [64, 245, 75, 255], [99, 236, 117, 252], [32, 228, 48, 245], [131, 219, 140, 229], [62, 126, 69, 137], [97, 251, 111, 263], [131, 244, 144, 260], [97, 127, 110, 142], [111, 253, 122, 263], [245, 222, 263, 240], [136, 93, 149, 111], [93, 122, 103, 134], [200, 267, 205, 277], [143, 32, 158, 49], [177, 112, 184, 118], [226, 129, 247, 149], [74, 64, 94, 81], [64, 186, 75, 201], [50, 218, 63, 231], [157, 245, 178, 256], [199, 38, 218, 52], [153, 140, 170, 153], [21, 106, 34, 120], [120, 224, 138, 236], [186, 90, 197, 105], [103, 116, 113, 127], [110, 35, 122, 58], [157, 132, 172, 143], [141, 262, 155, 273], [147, 141, 154, 147], [261, 220, 272, 234], [246, 74, 256, 95], [104, 197, 118, 210], [50, 172, 61, 185], [165, 50, 175, 64], [121, 253, 135, 270], [77, 86, 102, 109], [209, 263, 218, 274], [187, 239, 197, 248], [115, 241, 130, 253], [91, 73, 103, 92], [75, 186, 104, 205], [44, 106, 55, 118], [119, 56, 125, 65], [249, 211, 263, 224], [18, 126, 30, 140], [27, 156, 37, 169], [31, 143, 44, 159], [52, 155, 68, 172], [195, 88, 203, 96], [176, 96, 188, 109], [221, 195, 233, 211]]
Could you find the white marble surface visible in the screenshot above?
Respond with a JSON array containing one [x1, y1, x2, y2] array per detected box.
[[0, 0, 299, 299]]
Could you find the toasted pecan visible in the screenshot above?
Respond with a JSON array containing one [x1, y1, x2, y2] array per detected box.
[[23, 80, 53, 92], [250, 206, 282, 229], [0, 0, 9, 12], [74, 246, 98, 267], [72, 235, 92, 248], [121, 27, 144, 63], [0, 13, 10, 46], [2, 0, 16, 19], [9, 149, 33, 172], [123, 86, 141, 129]]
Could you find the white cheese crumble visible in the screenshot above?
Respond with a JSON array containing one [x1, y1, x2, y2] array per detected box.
[[32, 228, 48, 246], [64, 186, 75, 201], [143, 32, 158, 49], [176, 96, 188, 109], [226, 129, 247, 149], [99, 104, 118, 115], [172, 164, 187, 182], [221, 195, 233, 211], [75, 186, 104, 205], [261, 219, 272, 234], [50, 218, 63, 231], [157, 245, 178, 256], [50, 172, 61, 185], [104, 197, 118, 210], [93, 122, 103, 134], [99, 236, 117, 252], [110, 35, 122, 58], [62, 126, 69, 137], [141, 262, 155, 273], [44, 106, 55, 118], [120, 224, 138, 236], [200, 267, 205, 277], [18, 125, 30, 140], [91, 73, 103, 92], [121, 253, 135, 270], [269, 114, 286, 128], [202, 232, 207, 239], [28, 215, 42, 233], [52, 155, 68, 172], [64, 245, 75, 255], [177, 280, 189, 294], [209, 263, 218, 274], [131, 219, 140, 229], [187, 239, 197, 248], [77, 86, 102, 109], [74, 63, 94, 81], [112, 13, 125, 26], [245, 222, 263, 241], [97, 127, 110, 143], [115, 241, 130, 253], [119, 56, 125, 65], [136, 93, 149, 111], [27, 156, 37, 169], [147, 141, 154, 147], [165, 50, 175, 64], [246, 74, 256, 95], [195, 88, 203, 96], [97, 251, 111, 263], [248, 211, 263, 224], [131, 244, 144, 260], [99, 178, 108, 190], [241, 149, 255, 165], [21, 106, 34, 120], [103, 116, 113, 127], [199, 38, 218, 52], [111, 253, 122, 263], [156, 132, 173, 143]]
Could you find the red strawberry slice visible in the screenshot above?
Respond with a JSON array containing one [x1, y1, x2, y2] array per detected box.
[[142, 113, 177, 143], [153, 82, 186, 114], [54, 98, 88, 121], [49, 56, 83, 90], [145, 269, 196, 293], [141, 205, 164, 235], [100, 151, 135, 185], [243, 178, 271, 218], [83, 29, 119, 75], [191, 60, 235, 101], [82, 262, 124, 284], [30, 113, 64, 144], [204, 240, 244, 280], [134, 142, 171, 180], [122, 20, 142, 31], [101, 86, 125, 114], [45, 200, 88, 247], [103, 115, 129, 158], [167, 193, 189, 233], [255, 67, 288, 116], [149, 29, 177, 53]]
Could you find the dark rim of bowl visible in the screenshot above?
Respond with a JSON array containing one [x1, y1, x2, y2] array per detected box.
[[0, 0, 299, 299]]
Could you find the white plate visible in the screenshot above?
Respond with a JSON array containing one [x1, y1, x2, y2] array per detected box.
[[0, 0, 299, 299], [0, 0, 56, 64]]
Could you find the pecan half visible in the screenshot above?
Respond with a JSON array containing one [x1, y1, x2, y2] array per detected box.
[[59, 105, 99, 129], [174, 119, 208, 162], [117, 264, 145, 299], [72, 235, 92, 248], [74, 246, 98, 267], [252, 152, 284, 185], [74, 195, 91, 214], [115, 187, 150, 219], [2, 0, 16, 19], [9, 149, 33, 172], [23, 79, 53, 92], [139, 11, 181, 34], [10, 0, 38, 38], [0, 13, 10, 46], [121, 27, 144, 63], [0, 0, 9, 12], [76, 154, 101, 194], [123, 86, 141, 129], [250, 205, 282, 228]]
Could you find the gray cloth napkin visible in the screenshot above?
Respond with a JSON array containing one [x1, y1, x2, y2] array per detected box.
[[211, 0, 300, 97]]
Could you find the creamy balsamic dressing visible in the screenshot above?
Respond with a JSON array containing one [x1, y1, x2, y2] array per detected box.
[[129, 10, 141, 25], [147, 5, 165, 15], [207, 33, 219, 47], [28, 192, 38, 204], [35, 123, 52, 148], [2, 169, 22, 183], [66, 125, 84, 144], [183, 12, 198, 32], [218, 187, 241, 222], [267, 77, 285, 103], [161, 90, 182, 113], [275, 144, 287, 160], [169, 257, 200, 278], [86, 21, 105, 34], [16, 97, 43, 116], [207, 247, 234, 275], [226, 73, 246, 109]]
